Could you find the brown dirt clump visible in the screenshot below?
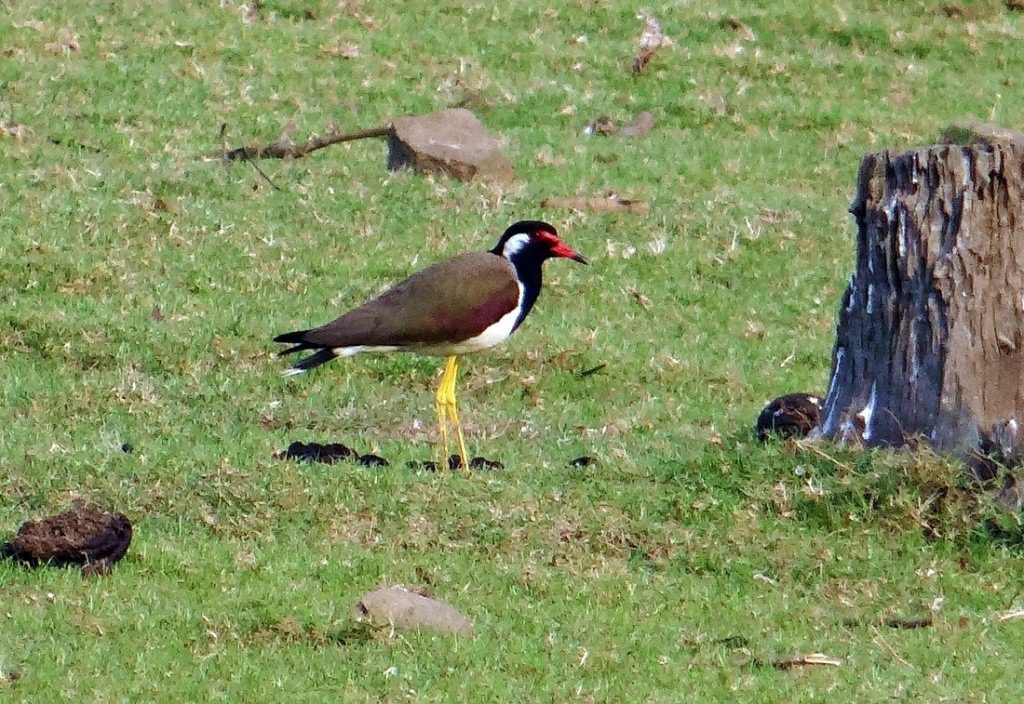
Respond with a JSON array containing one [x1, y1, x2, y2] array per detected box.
[[1, 505, 132, 575], [275, 440, 356, 464], [756, 393, 823, 441], [408, 455, 504, 472], [275, 440, 392, 468]]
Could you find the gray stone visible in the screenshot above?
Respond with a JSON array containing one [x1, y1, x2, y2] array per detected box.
[[354, 586, 473, 635], [387, 109, 515, 183]]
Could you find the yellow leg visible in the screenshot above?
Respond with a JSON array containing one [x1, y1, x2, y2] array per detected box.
[[445, 360, 471, 474], [434, 369, 451, 466], [435, 355, 471, 473]]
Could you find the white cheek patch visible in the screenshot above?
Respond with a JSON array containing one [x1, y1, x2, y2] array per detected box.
[[502, 233, 531, 259]]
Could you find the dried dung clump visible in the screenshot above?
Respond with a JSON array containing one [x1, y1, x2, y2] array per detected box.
[[408, 455, 504, 472], [755, 393, 823, 441], [2, 505, 132, 576], [275, 440, 389, 467]]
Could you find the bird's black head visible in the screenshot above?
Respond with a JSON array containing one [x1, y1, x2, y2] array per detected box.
[[490, 220, 588, 265], [488, 220, 586, 335]]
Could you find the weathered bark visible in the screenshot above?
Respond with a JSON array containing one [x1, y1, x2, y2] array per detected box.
[[817, 126, 1024, 462]]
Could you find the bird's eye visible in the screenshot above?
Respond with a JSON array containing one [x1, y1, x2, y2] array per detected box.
[[535, 229, 559, 245]]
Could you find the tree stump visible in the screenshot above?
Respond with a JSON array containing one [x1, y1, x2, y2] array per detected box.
[[817, 125, 1024, 464]]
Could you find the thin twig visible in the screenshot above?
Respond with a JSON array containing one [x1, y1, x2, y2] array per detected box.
[[793, 439, 855, 472], [541, 195, 649, 214], [751, 652, 842, 670], [577, 363, 607, 379], [244, 152, 283, 191], [220, 122, 284, 191], [872, 632, 913, 667], [631, 46, 659, 74], [997, 608, 1024, 622], [882, 615, 933, 629], [222, 125, 391, 161], [843, 615, 933, 630]]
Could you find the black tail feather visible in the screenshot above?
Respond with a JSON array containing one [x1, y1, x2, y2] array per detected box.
[[278, 349, 337, 376], [284, 348, 337, 375], [274, 329, 317, 357], [275, 328, 336, 374]]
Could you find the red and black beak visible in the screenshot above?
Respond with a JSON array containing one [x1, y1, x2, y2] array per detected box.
[[550, 240, 588, 265]]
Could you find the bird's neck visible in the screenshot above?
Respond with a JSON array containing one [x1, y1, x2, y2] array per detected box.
[[503, 250, 545, 332]]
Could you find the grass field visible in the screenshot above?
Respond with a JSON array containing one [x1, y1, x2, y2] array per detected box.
[[3, 0, 1024, 700]]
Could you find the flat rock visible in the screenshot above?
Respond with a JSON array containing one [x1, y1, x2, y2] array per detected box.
[[1, 505, 132, 575], [355, 586, 473, 635], [388, 109, 515, 183]]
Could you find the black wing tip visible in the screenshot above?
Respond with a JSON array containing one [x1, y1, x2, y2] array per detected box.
[[274, 329, 310, 344]]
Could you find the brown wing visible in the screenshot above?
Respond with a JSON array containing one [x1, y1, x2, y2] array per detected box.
[[302, 252, 520, 349]]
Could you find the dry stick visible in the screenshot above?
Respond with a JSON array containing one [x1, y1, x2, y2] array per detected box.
[[1003, 583, 1024, 611], [217, 122, 283, 191], [793, 439, 855, 473], [842, 615, 933, 630], [750, 653, 842, 670], [223, 125, 391, 161], [872, 632, 913, 668], [577, 363, 607, 379], [541, 196, 650, 214], [882, 615, 933, 629], [244, 153, 283, 191], [631, 46, 659, 74]]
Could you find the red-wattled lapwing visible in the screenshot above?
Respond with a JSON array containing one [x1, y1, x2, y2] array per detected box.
[[274, 220, 587, 471]]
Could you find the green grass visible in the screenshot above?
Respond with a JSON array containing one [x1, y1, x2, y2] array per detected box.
[[3, 0, 1024, 700]]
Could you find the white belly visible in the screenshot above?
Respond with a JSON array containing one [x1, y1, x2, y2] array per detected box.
[[421, 303, 522, 355]]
